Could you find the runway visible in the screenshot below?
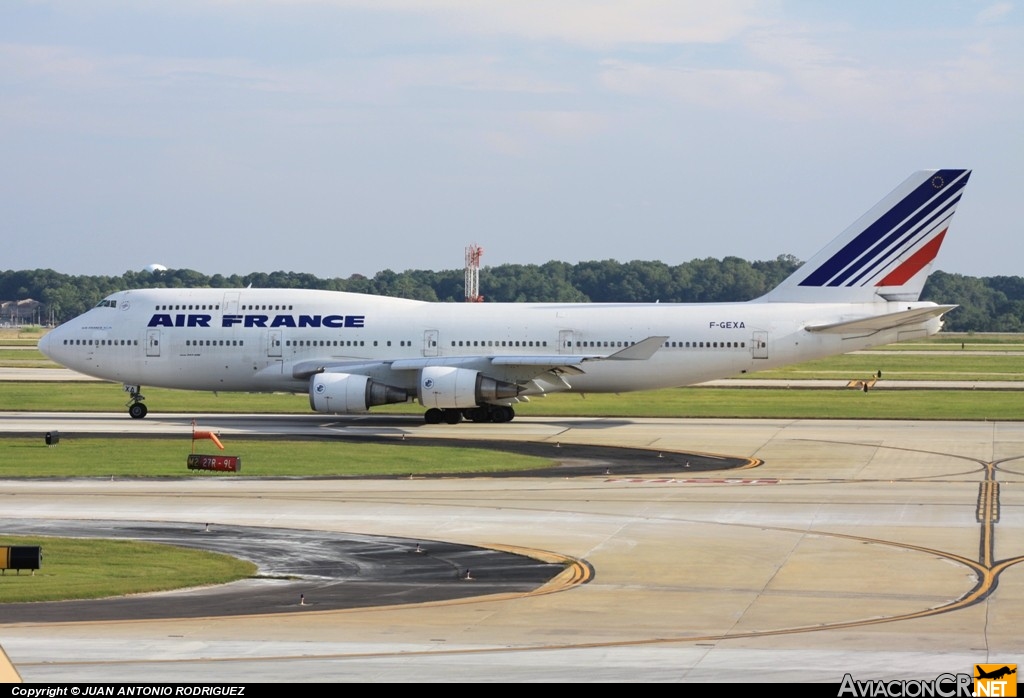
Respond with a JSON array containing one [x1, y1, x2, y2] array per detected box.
[[2, 413, 1023, 682]]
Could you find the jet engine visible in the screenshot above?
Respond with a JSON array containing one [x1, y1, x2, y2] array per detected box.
[[309, 373, 411, 413], [418, 366, 520, 409]]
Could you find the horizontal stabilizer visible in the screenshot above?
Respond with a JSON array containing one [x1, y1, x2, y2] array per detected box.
[[805, 305, 957, 334]]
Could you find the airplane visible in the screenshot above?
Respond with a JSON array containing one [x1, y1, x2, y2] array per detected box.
[[38, 169, 971, 424], [975, 666, 1016, 681]]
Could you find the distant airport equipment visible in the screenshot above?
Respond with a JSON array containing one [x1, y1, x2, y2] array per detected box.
[[38, 169, 971, 425], [1, 545, 41, 575], [466, 243, 484, 303]]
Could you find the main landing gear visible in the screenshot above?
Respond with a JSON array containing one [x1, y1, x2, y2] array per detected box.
[[124, 385, 148, 419], [423, 405, 515, 425]]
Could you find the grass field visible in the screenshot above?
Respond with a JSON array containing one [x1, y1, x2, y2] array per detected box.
[[751, 350, 1024, 380], [0, 326, 43, 347], [0, 436, 554, 477], [0, 535, 257, 603]]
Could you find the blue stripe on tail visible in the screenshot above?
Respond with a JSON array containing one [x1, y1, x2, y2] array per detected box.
[[799, 169, 970, 288]]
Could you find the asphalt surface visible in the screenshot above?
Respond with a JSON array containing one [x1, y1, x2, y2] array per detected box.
[[1, 519, 571, 622]]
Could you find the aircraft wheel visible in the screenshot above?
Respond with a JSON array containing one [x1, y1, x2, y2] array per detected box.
[[128, 403, 148, 419], [465, 407, 489, 423], [443, 409, 462, 424], [424, 408, 443, 424], [494, 406, 514, 423]]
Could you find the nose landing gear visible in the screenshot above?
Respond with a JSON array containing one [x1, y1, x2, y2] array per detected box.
[[124, 385, 148, 419]]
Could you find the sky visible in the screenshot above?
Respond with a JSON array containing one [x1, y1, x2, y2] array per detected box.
[[2, 1, 1022, 280]]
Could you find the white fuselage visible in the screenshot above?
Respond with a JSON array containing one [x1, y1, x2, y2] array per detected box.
[[39, 287, 942, 401]]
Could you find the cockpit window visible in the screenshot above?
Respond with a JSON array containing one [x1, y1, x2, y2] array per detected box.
[[95, 299, 118, 308]]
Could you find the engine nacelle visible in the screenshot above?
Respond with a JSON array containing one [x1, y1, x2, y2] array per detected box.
[[309, 373, 411, 414], [418, 366, 520, 409]]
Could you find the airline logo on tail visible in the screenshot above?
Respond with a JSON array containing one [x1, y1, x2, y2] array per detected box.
[[798, 169, 970, 289]]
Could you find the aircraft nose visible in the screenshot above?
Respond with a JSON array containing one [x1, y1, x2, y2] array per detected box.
[[37, 330, 53, 359]]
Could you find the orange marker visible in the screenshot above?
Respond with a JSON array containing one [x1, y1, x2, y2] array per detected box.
[[192, 430, 224, 450]]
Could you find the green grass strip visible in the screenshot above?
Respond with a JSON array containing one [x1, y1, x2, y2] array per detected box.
[[0, 437, 554, 477], [513, 388, 1024, 420], [0, 535, 256, 603], [753, 352, 1024, 380]]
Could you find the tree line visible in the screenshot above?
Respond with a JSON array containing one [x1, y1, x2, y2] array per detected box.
[[1, 258, 1021, 332]]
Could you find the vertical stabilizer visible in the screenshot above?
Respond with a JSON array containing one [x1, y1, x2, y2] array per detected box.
[[758, 169, 971, 303]]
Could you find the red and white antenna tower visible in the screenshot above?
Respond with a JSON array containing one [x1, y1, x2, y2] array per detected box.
[[465, 244, 484, 302]]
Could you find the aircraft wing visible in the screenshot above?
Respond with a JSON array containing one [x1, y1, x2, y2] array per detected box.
[[584, 335, 668, 361], [290, 336, 668, 381], [804, 305, 957, 334], [291, 360, 391, 380], [292, 356, 582, 382], [492, 335, 668, 366]]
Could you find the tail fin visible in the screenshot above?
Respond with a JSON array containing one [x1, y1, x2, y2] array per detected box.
[[758, 169, 971, 303]]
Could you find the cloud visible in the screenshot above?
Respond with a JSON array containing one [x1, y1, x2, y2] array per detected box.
[[591, 15, 1024, 130], [976, 2, 1014, 25], [241, 0, 770, 47], [599, 60, 785, 112]]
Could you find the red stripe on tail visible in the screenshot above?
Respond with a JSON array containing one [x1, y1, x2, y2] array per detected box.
[[876, 229, 946, 287]]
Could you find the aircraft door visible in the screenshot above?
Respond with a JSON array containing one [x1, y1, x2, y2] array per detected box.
[[423, 330, 439, 357], [222, 292, 239, 316], [752, 331, 769, 359], [558, 330, 575, 354], [268, 330, 282, 358], [146, 329, 161, 357]]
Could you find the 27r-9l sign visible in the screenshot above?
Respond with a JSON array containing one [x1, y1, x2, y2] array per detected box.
[[187, 454, 241, 472]]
